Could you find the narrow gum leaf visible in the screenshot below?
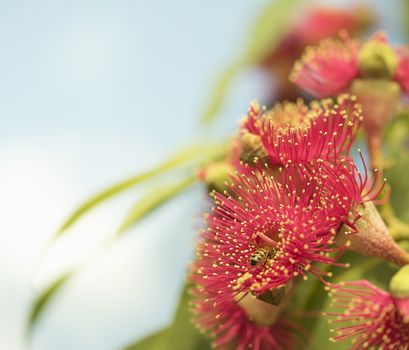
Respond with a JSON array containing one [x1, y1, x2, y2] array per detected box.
[[241, 0, 301, 64], [200, 64, 241, 124], [56, 144, 222, 236], [117, 175, 197, 236], [201, 0, 301, 124], [28, 176, 196, 333], [122, 329, 170, 350], [31, 146, 224, 333], [27, 273, 72, 334]]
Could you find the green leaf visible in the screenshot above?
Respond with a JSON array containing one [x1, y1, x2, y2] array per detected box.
[[200, 64, 242, 124], [122, 286, 211, 350], [29, 176, 199, 333], [384, 117, 409, 222], [117, 175, 198, 235], [56, 144, 222, 236], [241, 0, 300, 65], [122, 329, 169, 350], [201, 0, 301, 124], [27, 273, 72, 334]]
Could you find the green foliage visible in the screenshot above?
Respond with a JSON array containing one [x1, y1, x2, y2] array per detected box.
[[28, 143, 226, 335], [201, 0, 301, 123], [384, 114, 409, 222], [200, 64, 242, 125], [28, 273, 73, 333], [117, 175, 197, 235], [56, 144, 221, 236], [123, 286, 211, 350], [28, 176, 198, 333]]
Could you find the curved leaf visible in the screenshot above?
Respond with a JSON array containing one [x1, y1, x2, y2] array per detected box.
[[57, 144, 221, 236], [27, 272, 73, 334], [201, 0, 301, 124], [242, 0, 301, 65], [200, 64, 242, 124], [117, 175, 197, 235], [29, 176, 199, 333]]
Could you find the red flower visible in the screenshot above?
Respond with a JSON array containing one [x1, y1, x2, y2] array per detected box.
[[194, 161, 366, 299], [190, 158, 378, 349], [241, 94, 362, 165], [258, 6, 372, 101], [290, 32, 360, 98], [291, 32, 409, 98], [327, 280, 409, 349]]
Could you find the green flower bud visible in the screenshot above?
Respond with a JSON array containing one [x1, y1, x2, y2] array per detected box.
[[350, 79, 400, 168], [358, 41, 398, 79], [390, 265, 409, 299], [239, 132, 268, 165], [202, 161, 234, 194]]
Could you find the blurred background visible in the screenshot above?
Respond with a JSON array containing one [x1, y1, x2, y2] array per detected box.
[[0, 1, 406, 349]]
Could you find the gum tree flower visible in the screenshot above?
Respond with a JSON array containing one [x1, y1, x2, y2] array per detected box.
[[191, 92, 409, 349], [259, 6, 373, 101], [239, 94, 362, 166], [290, 32, 409, 99], [189, 159, 379, 349], [192, 162, 366, 301], [327, 266, 409, 349], [290, 32, 409, 168]]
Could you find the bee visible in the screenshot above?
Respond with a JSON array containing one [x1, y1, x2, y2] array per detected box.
[[249, 247, 276, 266]]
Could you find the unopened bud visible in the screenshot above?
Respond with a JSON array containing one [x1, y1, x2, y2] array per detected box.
[[200, 161, 235, 194], [358, 41, 398, 79], [350, 79, 400, 169], [390, 265, 409, 299], [390, 265, 409, 322], [239, 132, 268, 165], [337, 202, 409, 266]]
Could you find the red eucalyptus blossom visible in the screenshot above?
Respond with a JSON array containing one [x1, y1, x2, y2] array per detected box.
[[189, 159, 374, 349], [240, 94, 362, 166], [291, 31, 409, 98], [258, 6, 372, 101], [327, 280, 409, 349], [193, 161, 367, 298]]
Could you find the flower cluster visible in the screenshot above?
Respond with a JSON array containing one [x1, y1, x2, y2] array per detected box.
[[189, 28, 409, 349], [259, 5, 372, 101], [189, 93, 392, 349], [291, 32, 409, 98]]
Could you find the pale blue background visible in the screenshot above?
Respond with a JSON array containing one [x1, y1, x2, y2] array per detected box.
[[0, 1, 403, 349]]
